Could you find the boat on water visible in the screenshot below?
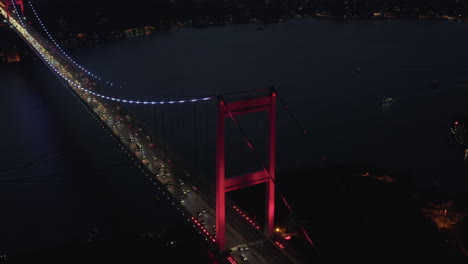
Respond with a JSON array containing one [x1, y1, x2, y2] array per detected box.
[[380, 97, 393, 106]]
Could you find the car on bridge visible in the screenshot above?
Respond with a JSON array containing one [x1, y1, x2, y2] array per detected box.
[[178, 178, 185, 186], [197, 209, 206, 216], [135, 142, 143, 150], [239, 244, 249, 252]]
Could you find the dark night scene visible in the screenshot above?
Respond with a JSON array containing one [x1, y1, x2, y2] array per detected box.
[[1, 0, 468, 263]]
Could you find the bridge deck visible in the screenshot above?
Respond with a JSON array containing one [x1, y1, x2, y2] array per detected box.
[[0, 6, 311, 263]]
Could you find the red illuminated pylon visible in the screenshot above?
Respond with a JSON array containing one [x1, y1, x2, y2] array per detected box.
[[5, 0, 24, 21], [216, 89, 277, 252]]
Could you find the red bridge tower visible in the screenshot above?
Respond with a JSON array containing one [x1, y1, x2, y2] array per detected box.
[[216, 89, 277, 251], [4, 0, 24, 21]]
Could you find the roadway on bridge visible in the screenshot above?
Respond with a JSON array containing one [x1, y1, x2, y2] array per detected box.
[[0, 7, 305, 263]]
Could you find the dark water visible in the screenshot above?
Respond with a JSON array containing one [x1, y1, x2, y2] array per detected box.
[[2, 18, 468, 257], [0, 64, 194, 257], [75, 18, 468, 192]]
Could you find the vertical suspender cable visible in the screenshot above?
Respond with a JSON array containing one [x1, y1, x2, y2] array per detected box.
[[273, 87, 308, 135]]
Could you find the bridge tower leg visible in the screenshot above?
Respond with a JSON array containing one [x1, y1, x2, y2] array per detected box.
[[216, 89, 277, 252], [5, 0, 25, 21]]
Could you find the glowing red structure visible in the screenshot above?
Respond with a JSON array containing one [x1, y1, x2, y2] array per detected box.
[[4, 0, 24, 20], [216, 90, 277, 251]]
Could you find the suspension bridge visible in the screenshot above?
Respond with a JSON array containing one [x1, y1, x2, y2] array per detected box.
[[1, 1, 317, 263]]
